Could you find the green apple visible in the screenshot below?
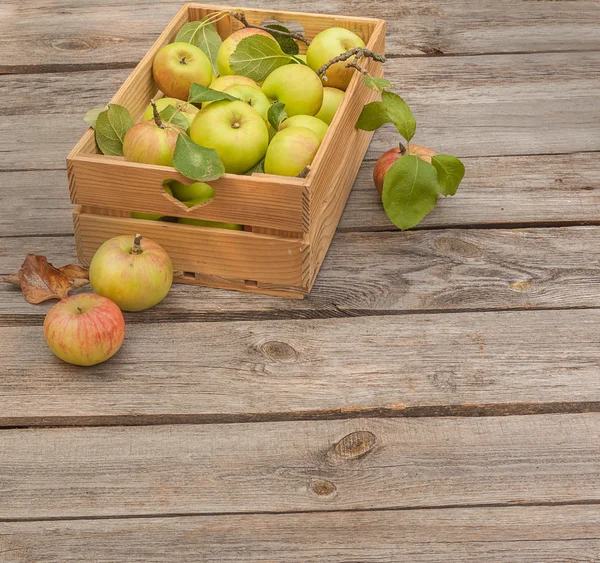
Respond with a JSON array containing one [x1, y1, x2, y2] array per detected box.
[[295, 54, 307, 63], [314, 87, 345, 125], [217, 28, 273, 76], [190, 100, 268, 174], [279, 115, 328, 143], [168, 180, 215, 202], [178, 217, 244, 230], [152, 42, 212, 100], [306, 28, 365, 90], [142, 98, 199, 129], [182, 197, 213, 208], [261, 64, 323, 117], [264, 126, 321, 177], [209, 75, 261, 92], [132, 212, 163, 220], [224, 84, 270, 121]]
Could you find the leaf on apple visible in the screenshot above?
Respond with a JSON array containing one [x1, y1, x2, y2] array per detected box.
[[290, 54, 308, 66], [431, 154, 465, 196], [157, 104, 190, 131], [95, 104, 134, 156], [244, 158, 265, 175], [229, 35, 293, 82], [263, 24, 299, 55], [267, 102, 287, 130], [188, 83, 240, 104], [382, 154, 440, 231], [83, 107, 105, 129], [355, 91, 416, 144], [364, 76, 392, 93], [1, 255, 89, 304], [173, 133, 225, 182], [176, 18, 222, 76]]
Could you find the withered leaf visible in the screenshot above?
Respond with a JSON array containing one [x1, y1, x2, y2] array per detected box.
[[1, 255, 90, 304]]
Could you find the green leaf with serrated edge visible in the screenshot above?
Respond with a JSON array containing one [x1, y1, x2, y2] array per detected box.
[[244, 158, 265, 175], [264, 24, 299, 55], [268, 102, 287, 130], [158, 105, 190, 131], [176, 18, 222, 76], [95, 104, 134, 156], [230, 35, 293, 82], [382, 155, 440, 231], [364, 76, 392, 92], [355, 101, 390, 131], [84, 107, 104, 129], [172, 133, 225, 182], [187, 83, 239, 104], [431, 154, 465, 196], [381, 90, 416, 143]]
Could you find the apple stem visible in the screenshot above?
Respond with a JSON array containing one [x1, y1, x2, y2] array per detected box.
[[316, 48, 386, 80], [77, 306, 83, 314], [151, 101, 166, 129], [399, 142, 407, 156], [131, 234, 143, 255], [230, 11, 310, 45]]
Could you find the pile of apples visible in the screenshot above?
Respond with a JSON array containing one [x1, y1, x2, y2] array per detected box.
[[124, 25, 365, 181]]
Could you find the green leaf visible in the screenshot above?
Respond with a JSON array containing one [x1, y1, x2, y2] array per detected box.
[[176, 18, 222, 75], [268, 102, 287, 130], [431, 154, 465, 196], [244, 158, 265, 175], [230, 35, 293, 82], [289, 54, 307, 65], [382, 155, 440, 231], [188, 83, 239, 104], [264, 24, 299, 55], [94, 104, 134, 156], [157, 105, 190, 131], [355, 101, 390, 131], [83, 107, 104, 129], [364, 76, 392, 92], [381, 90, 416, 143], [172, 133, 225, 181]]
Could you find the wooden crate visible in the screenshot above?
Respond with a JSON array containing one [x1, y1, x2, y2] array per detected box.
[[67, 3, 386, 298]]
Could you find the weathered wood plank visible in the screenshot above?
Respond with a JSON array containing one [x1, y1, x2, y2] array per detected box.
[[1, 51, 599, 171], [3, 226, 600, 319], [2, 151, 598, 237], [2, 505, 599, 562], [0, 414, 599, 518], [0, 308, 600, 424], [1, 0, 599, 70]]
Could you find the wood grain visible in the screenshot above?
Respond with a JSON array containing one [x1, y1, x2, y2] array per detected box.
[[1, 0, 599, 70], [2, 505, 599, 562], [0, 414, 599, 519], [1, 308, 600, 424]]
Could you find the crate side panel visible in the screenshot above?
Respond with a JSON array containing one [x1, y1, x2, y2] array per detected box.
[[74, 212, 305, 286]]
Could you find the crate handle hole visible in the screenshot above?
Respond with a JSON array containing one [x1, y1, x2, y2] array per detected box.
[[162, 179, 215, 212]]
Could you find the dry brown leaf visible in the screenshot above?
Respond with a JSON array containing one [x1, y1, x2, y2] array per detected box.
[[1, 254, 90, 304]]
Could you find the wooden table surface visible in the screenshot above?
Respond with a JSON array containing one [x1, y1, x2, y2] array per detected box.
[[1, 1, 600, 561]]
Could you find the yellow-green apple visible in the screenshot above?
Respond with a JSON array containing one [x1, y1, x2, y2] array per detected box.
[[168, 180, 215, 202], [153, 42, 212, 100], [306, 28, 365, 90], [264, 126, 321, 176], [123, 105, 184, 167], [217, 28, 273, 76], [314, 87, 345, 125], [89, 234, 173, 312], [224, 84, 270, 121], [142, 97, 199, 129], [131, 212, 164, 220], [279, 115, 328, 142], [295, 54, 307, 63], [178, 217, 244, 230], [373, 144, 437, 194], [209, 75, 261, 92], [261, 64, 323, 116], [43, 294, 125, 366], [190, 100, 268, 174]]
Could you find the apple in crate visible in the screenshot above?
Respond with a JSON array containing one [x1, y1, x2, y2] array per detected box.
[[265, 126, 321, 177], [142, 97, 199, 129], [153, 42, 212, 100], [44, 294, 125, 366], [90, 234, 173, 312], [315, 87, 345, 125], [279, 115, 328, 143], [217, 28, 273, 76], [262, 65, 323, 117]]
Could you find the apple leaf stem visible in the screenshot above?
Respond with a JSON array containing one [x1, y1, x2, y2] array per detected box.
[[151, 101, 166, 129], [316, 48, 386, 81], [131, 234, 143, 255], [230, 11, 310, 45]]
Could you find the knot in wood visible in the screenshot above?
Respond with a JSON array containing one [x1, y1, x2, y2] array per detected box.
[[52, 39, 92, 51], [259, 340, 298, 362], [309, 479, 336, 497], [332, 431, 376, 460]]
